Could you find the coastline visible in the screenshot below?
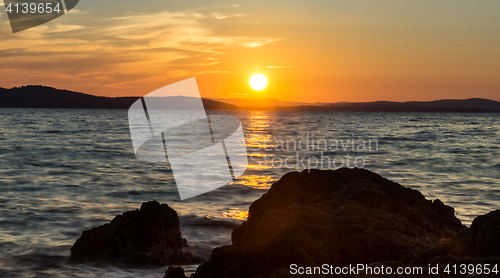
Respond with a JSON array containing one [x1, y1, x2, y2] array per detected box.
[[2, 85, 500, 112]]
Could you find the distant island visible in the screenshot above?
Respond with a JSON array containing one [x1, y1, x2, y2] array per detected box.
[[1, 85, 499, 112]]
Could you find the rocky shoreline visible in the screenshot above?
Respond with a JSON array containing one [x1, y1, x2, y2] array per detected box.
[[69, 168, 499, 277]]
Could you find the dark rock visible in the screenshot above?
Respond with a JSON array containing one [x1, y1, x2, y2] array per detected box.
[[359, 210, 500, 278], [69, 200, 193, 266], [164, 266, 187, 278], [191, 245, 242, 278], [192, 168, 465, 278], [470, 210, 500, 257], [414, 209, 500, 265]]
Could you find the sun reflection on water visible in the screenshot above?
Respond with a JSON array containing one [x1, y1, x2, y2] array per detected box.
[[238, 175, 276, 188], [205, 210, 249, 221], [223, 210, 249, 220], [243, 112, 277, 171]]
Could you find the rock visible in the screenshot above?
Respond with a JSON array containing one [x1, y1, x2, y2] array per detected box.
[[470, 210, 500, 257], [69, 200, 193, 266], [414, 210, 500, 265], [192, 168, 465, 278], [191, 245, 242, 278], [164, 266, 187, 278], [357, 211, 500, 278]]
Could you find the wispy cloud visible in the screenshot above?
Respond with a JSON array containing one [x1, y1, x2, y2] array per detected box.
[[65, 9, 90, 15], [164, 69, 230, 78], [0, 9, 278, 95], [47, 24, 85, 33], [210, 12, 246, 20], [103, 11, 266, 53]]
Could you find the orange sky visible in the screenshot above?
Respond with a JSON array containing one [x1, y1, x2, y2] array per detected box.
[[0, 0, 499, 102]]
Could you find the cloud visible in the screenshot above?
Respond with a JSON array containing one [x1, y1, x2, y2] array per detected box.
[[0, 9, 279, 95], [165, 69, 230, 78], [0, 10, 276, 55], [47, 24, 85, 33], [66, 9, 89, 15], [209, 12, 246, 20], [103, 11, 274, 53]]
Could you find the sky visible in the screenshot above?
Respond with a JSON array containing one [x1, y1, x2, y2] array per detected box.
[[0, 0, 499, 102]]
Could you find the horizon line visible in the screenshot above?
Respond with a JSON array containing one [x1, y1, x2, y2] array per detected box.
[[2, 84, 499, 104]]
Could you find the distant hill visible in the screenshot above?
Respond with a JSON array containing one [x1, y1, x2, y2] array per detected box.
[[0, 85, 237, 110], [237, 98, 500, 112], [1, 85, 498, 112], [313, 98, 500, 112], [210, 96, 500, 112], [407, 98, 500, 110]]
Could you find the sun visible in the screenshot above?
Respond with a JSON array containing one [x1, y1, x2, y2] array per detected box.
[[250, 74, 267, 91]]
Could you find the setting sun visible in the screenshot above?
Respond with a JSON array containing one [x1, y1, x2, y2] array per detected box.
[[250, 74, 268, 91]]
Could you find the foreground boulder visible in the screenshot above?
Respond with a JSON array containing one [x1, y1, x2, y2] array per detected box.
[[188, 168, 465, 278], [69, 200, 193, 266]]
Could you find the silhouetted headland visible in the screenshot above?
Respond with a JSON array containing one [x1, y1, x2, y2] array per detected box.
[[0, 85, 237, 110]]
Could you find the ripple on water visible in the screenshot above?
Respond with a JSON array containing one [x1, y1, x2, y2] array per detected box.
[[0, 109, 499, 277]]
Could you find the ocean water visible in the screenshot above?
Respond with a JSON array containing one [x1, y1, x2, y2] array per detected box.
[[0, 108, 499, 277]]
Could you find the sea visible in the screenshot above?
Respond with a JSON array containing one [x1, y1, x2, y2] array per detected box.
[[0, 108, 499, 277]]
